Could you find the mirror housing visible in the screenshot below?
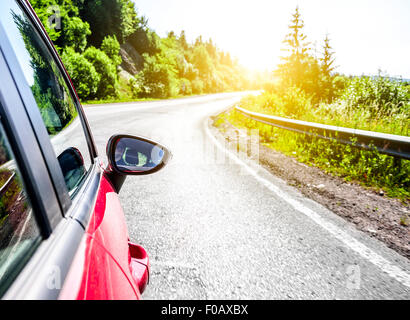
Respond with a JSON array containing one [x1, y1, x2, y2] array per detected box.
[[105, 134, 171, 192]]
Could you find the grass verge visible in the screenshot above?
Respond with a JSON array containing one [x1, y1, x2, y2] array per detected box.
[[215, 109, 410, 204]]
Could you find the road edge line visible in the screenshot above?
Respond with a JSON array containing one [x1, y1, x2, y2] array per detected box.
[[204, 118, 410, 289]]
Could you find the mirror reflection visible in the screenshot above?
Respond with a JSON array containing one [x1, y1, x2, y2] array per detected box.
[[114, 137, 165, 172]]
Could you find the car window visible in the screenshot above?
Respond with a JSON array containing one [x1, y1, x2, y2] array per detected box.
[[0, 122, 41, 297], [0, 0, 92, 197]]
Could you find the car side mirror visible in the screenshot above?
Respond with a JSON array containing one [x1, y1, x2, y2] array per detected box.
[[105, 134, 171, 192], [57, 147, 86, 193]]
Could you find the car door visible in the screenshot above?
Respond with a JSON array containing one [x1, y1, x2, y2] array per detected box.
[[0, 0, 140, 299], [0, 23, 81, 299]]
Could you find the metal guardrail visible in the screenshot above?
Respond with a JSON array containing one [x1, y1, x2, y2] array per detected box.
[[235, 106, 410, 160]]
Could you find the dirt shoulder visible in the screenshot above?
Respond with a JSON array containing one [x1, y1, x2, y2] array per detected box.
[[212, 116, 410, 259]]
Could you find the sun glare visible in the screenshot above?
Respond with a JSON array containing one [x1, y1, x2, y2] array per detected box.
[[134, 0, 410, 77]]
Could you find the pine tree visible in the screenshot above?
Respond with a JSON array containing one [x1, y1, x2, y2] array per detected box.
[[282, 6, 310, 62], [206, 39, 217, 59], [320, 34, 336, 77], [276, 6, 312, 90], [275, 6, 325, 103], [179, 30, 188, 50], [194, 35, 203, 46], [320, 34, 337, 101]]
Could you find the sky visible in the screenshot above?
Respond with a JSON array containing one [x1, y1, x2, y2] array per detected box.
[[132, 0, 410, 78]]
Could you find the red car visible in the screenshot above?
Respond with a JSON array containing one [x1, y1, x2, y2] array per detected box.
[[0, 0, 171, 299]]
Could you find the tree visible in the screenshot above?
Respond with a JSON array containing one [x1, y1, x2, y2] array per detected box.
[[320, 34, 336, 78], [179, 30, 188, 50], [30, 0, 250, 99], [137, 53, 178, 98], [276, 6, 312, 90], [167, 31, 176, 39], [192, 45, 213, 76], [274, 6, 330, 103], [78, 0, 141, 46], [194, 35, 203, 46], [61, 48, 100, 99], [30, 0, 87, 53], [319, 35, 337, 102], [319, 34, 337, 101], [206, 39, 217, 59], [128, 28, 160, 55], [101, 35, 122, 66], [83, 47, 118, 98], [282, 6, 310, 62], [62, 17, 91, 52]]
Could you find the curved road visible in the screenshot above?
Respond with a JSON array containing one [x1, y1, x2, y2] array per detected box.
[[85, 93, 410, 299]]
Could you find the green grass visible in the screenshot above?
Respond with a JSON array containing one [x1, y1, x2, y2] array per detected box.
[[238, 92, 409, 136], [297, 101, 408, 136], [229, 79, 410, 202]]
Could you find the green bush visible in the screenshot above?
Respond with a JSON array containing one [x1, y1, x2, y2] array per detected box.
[[101, 35, 122, 66], [281, 86, 312, 117], [191, 79, 204, 94], [83, 47, 118, 98], [61, 48, 100, 99], [341, 75, 410, 116], [239, 87, 312, 118], [128, 28, 161, 56], [128, 77, 142, 98], [192, 45, 214, 77], [137, 53, 178, 98], [62, 17, 91, 52], [179, 78, 192, 95]]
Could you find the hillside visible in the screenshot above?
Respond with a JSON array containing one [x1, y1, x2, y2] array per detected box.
[[30, 0, 253, 101]]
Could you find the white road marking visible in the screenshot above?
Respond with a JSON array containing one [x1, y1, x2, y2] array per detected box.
[[205, 120, 410, 288]]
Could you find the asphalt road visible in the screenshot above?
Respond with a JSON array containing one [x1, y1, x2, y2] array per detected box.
[[84, 93, 410, 299]]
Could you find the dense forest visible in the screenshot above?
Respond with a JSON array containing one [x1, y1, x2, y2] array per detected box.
[[30, 0, 253, 101]]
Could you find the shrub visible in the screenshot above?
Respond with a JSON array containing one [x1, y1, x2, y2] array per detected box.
[[137, 53, 178, 98], [239, 88, 312, 118], [192, 45, 213, 77], [101, 35, 122, 67], [340, 75, 410, 116], [281, 86, 312, 117], [61, 48, 100, 99], [191, 79, 204, 94], [62, 17, 91, 52], [128, 29, 161, 55], [128, 77, 142, 98], [179, 78, 192, 95], [83, 47, 118, 98]]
